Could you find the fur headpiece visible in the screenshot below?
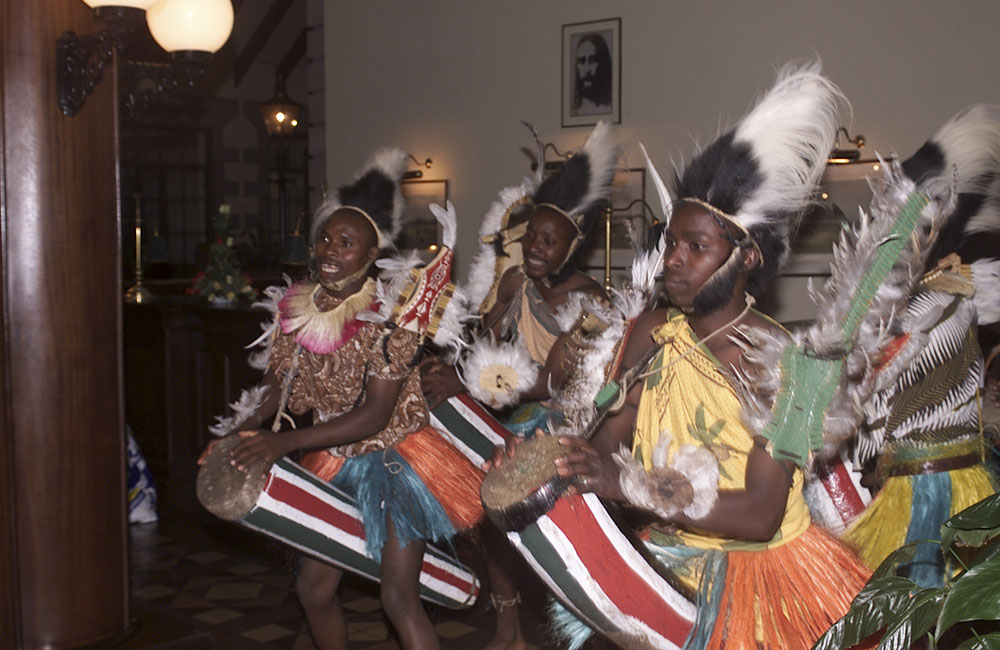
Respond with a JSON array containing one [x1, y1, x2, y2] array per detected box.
[[646, 61, 847, 294], [533, 121, 621, 272], [900, 104, 1000, 263], [309, 147, 408, 249]]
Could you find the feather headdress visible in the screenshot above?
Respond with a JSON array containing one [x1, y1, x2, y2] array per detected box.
[[738, 102, 1000, 466], [533, 120, 621, 273], [309, 147, 408, 249], [463, 123, 546, 315], [646, 62, 848, 291]]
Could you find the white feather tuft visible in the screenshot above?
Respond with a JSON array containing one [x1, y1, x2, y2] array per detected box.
[[971, 258, 1000, 325], [569, 120, 621, 217], [733, 61, 847, 234], [208, 385, 270, 437], [612, 436, 719, 521], [463, 177, 536, 313], [459, 337, 539, 409], [429, 201, 457, 249]]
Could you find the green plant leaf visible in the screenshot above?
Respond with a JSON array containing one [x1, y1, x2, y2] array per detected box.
[[877, 588, 947, 650], [870, 542, 920, 581], [937, 557, 1000, 639], [953, 632, 1000, 649], [942, 493, 1000, 549], [811, 577, 920, 649]]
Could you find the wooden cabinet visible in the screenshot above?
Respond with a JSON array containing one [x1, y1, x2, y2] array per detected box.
[[124, 299, 269, 513]]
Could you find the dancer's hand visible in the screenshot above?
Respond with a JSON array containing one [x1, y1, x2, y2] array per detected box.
[[229, 430, 291, 476], [481, 430, 545, 471], [196, 436, 226, 466], [555, 436, 625, 501], [420, 357, 464, 410]]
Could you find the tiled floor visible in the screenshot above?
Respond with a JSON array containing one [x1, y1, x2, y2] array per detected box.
[[122, 511, 562, 649]]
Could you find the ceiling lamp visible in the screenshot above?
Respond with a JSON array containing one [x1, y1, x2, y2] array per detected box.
[[259, 76, 302, 137], [82, 0, 158, 8], [57, 0, 234, 117], [146, 0, 234, 59]]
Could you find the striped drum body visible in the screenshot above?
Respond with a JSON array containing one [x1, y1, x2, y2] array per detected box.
[[509, 493, 697, 650], [436, 395, 699, 648]]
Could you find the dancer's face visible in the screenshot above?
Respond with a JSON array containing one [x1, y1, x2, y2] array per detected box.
[[521, 206, 577, 281], [661, 203, 736, 311], [313, 210, 378, 291]]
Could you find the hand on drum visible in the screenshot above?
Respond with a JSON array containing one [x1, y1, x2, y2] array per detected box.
[[481, 431, 540, 471], [555, 436, 625, 501], [228, 429, 291, 476], [419, 357, 465, 410]]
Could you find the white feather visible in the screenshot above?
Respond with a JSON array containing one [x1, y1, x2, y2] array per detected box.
[[463, 177, 537, 312], [639, 142, 674, 225], [971, 258, 1000, 325], [732, 61, 847, 233], [429, 200, 457, 249], [570, 120, 621, 217], [208, 385, 270, 437]]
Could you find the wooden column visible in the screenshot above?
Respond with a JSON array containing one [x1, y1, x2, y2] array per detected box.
[[1, 1, 127, 648]]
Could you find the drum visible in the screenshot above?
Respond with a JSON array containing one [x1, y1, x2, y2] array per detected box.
[[508, 492, 698, 650], [196, 435, 479, 609]]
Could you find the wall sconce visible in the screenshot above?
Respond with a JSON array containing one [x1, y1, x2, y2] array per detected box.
[[828, 126, 866, 164], [57, 0, 234, 117], [404, 154, 433, 179], [530, 142, 573, 173]]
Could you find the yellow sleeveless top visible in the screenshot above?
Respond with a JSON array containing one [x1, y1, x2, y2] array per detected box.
[[632, 311, 810, 551]]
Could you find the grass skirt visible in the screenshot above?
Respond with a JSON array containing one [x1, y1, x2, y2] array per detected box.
[[842, 464, 996, 587], [693, 525, 870, 650], [300, 426, 483, 561], [549, 525, 869, 649]]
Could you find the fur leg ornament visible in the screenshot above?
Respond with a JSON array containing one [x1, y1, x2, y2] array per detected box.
[[613, 433, 719, 520], [489, 592, 521, 612]]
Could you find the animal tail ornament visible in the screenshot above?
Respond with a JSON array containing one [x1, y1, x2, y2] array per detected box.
[[740, 104, 1000, 466]]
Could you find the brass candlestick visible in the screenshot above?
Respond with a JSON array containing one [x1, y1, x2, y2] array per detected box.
[[124, 193, 154, 304]]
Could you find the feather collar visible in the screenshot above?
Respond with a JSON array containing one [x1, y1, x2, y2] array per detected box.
[[279, 280, 377, 354]]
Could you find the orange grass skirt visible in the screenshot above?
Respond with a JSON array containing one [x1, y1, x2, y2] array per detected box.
[[704, 526, 871, 650]]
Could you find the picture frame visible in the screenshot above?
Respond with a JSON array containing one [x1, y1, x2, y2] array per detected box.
[[562, 18, 621, 128], [399, 179, 449, 256]]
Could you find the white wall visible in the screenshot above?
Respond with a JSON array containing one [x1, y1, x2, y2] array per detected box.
[[324, 0, 1000, 282]]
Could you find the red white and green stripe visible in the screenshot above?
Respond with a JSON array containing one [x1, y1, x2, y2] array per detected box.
[[239, 458, 479, 609], [430, 393, 514, 466], [509, 493, 697, 650]]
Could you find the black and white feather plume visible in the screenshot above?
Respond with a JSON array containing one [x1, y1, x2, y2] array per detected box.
[[669, 62, 848, 286], [738, 102, 1000, 464], [309, 146, 408, 248]]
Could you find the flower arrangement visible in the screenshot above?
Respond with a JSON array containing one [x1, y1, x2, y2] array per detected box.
[[188, 204, 256, 304]]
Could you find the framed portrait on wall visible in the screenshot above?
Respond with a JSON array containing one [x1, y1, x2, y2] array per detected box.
[[562, 18, 621, 127], [399, 179, 448, 257]]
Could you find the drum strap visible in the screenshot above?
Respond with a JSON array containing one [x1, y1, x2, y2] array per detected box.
[[271, 344, 302, 432]]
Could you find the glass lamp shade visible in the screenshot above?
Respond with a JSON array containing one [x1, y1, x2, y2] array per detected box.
[[146, 0, 234, 55], [260, 77, 302, 136], [83, 0, 159, 8]]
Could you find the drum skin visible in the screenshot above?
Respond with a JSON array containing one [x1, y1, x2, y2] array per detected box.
[[196, 435, 268, 521]]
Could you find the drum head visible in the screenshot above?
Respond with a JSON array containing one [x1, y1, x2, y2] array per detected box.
[[481, 435, 572, 532], [196, 435, 269, 521]]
